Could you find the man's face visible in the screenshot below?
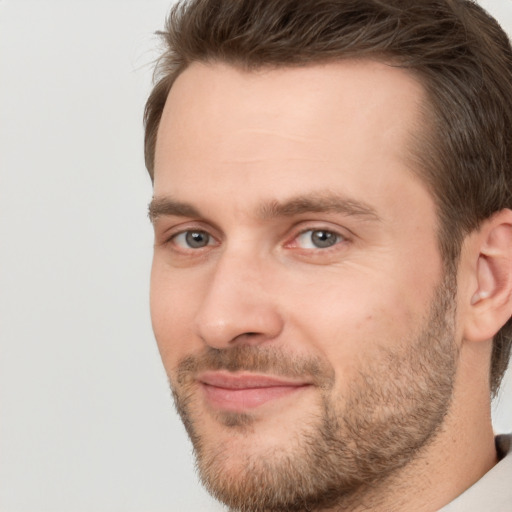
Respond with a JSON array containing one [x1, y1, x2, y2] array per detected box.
[[150, 61, 459, 511]]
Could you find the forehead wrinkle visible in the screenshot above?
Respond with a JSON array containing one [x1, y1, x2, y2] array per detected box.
[[231, 127, 323, 144], [257, 193, 381, 221]]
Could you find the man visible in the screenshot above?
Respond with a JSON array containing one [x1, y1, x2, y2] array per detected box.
[[145, 1, 512, 510]]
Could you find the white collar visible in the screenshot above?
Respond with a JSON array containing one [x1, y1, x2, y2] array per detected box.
[[439, 434, 512, 511]]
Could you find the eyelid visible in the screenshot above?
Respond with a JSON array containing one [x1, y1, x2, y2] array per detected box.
[[284, 223, 351, 250], [156, 221, 220, 247], [155, 220, 351, 254], [172, 229, 217, 250]]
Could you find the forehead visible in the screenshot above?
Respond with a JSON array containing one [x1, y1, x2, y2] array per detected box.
[[153, 60, 428, 208]]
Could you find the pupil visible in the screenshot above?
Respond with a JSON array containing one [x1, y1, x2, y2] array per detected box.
[[311, 230, 336, 248], [186, 231, 209, 248]]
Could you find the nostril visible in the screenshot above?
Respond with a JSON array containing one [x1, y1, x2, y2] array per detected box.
[[230, 331, 263, 345]]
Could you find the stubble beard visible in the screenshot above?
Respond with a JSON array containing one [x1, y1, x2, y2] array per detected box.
[[169, 276, 459, 512]]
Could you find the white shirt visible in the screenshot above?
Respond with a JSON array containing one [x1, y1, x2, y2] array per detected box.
[[439, 435, 512, 511]]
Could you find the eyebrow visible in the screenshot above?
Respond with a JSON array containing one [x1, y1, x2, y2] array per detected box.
[[148, 197, 200, 222], [257, 193, 380, 221], [148, 192, 381, 223]]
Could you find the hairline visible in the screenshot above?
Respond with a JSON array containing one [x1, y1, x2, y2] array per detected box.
[[149, 55, 454, 253]]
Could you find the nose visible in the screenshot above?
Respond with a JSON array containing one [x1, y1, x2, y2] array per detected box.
[[193, 250, 284, 349]]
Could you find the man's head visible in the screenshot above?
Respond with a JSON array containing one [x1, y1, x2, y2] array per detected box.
[[146, 0, 512, 394], [146, 1, 512, 510]]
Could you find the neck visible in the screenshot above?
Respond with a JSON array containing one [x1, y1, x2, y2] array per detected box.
[[320, 421, 496, 512], [322, 351, 497, 512]]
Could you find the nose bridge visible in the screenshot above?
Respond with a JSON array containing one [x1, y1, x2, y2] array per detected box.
[[194, 244, 282, 348]]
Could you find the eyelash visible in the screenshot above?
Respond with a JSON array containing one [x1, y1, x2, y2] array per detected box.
[[163, 224, 348, 254], [171, 230, 216, 250], [288, 228, 347, 250]]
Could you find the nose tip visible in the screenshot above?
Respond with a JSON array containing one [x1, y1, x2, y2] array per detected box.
[[195, 304, 284, 349]]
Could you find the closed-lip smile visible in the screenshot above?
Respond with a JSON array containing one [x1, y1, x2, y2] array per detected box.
[[198, 371, 311, 411]]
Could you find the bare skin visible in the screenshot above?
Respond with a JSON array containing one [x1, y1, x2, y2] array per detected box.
[[150, 61, 511, 511]]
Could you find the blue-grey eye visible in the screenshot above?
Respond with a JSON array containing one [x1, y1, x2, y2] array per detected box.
[[296, 229, 341, 249], [174, 230, 212, 249]]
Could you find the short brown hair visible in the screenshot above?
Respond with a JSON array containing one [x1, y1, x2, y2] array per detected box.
[[144, 0, 512, 394]]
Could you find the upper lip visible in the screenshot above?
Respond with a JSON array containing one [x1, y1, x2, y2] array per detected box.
[[198, 371, 311, 389]]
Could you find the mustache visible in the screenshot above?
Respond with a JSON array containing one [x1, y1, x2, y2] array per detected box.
[[174, 345, 335, 389]]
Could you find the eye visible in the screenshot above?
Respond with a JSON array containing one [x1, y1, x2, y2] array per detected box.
[[295, 229, 343, 249], [172, 230, 214, 249]]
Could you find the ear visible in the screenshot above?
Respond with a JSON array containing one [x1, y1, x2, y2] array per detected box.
[[463, 209, 512, 342]]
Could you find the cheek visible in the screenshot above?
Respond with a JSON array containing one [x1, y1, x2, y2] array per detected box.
[[286, 266, 438, 379], [149, 262, 202, 369]]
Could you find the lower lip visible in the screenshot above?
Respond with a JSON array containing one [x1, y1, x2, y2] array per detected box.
[[201, 383, 308, 411]]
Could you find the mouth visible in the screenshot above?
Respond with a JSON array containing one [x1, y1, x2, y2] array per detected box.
[[198, 371, 312, 411]]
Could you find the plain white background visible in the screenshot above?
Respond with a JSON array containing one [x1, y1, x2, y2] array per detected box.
[[0, 1, 511, 511]]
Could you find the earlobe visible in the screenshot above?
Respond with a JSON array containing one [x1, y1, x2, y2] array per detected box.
[[464, 209, 512, 343]]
